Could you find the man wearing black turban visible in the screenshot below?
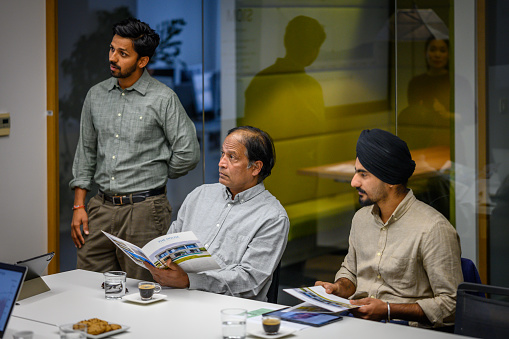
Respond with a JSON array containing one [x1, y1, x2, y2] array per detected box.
[[316, 129, 462, 329]]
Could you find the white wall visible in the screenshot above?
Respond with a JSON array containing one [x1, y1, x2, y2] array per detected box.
[[0, 0, 48, 263]]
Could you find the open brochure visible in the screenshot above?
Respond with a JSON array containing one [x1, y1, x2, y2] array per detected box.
[[282, 302, 336, 313], [283, 286, 360, 313], [102, 231, 220, 273]]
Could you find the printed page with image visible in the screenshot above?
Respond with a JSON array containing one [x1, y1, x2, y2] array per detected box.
[[102, 231, 220, 273], [282, 302, 336, 313], [283, 286, 360, 313]]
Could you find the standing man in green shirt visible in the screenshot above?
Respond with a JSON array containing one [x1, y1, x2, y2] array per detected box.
[[69, 17, 200, 281]]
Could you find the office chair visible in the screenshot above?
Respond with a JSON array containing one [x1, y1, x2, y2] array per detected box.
[[266, 261, 281, 303], [454, 282, 509, 338], [461, 257, 482, 284], [461, 257, 485, 297]]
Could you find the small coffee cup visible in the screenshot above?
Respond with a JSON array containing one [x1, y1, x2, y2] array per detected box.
[[262, 315, 281, 335], [138, 281, 162, 301]]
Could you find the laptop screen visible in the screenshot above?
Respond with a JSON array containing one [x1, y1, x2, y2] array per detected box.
[[0, 263, 27, 338]]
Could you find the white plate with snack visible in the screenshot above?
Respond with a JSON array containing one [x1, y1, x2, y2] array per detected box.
[[60, 319, 129, 338], [123, 293, 167, 304]]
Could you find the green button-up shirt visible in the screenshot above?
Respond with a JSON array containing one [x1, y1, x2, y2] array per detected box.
[[70, 70, 200, 194]]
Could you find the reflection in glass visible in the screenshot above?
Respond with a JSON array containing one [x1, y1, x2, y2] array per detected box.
[[237, 14, 336, 267], [394, 2, 453, 221], [233, 2, 391, 275], [399, 38, 451, 149], [241, 15, 326, 139], [398, 37, 452, 219]]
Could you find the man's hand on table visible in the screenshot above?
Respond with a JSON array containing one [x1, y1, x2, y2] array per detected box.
[[144, 259, 190, 288], [349, 298, 388, 322]]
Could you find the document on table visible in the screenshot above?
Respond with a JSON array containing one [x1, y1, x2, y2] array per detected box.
[[283, 286, 359, 313], [282, 302, 336, 313]]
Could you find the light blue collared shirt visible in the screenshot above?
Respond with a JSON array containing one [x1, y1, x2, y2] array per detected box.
[[169, 182, 289, 301]]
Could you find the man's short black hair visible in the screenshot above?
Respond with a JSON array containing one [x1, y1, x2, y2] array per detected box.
[[227, 126, 275, 182], [113, 17, 160, 59]]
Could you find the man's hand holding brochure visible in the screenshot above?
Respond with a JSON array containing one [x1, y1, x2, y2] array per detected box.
[[102, 231, 220, 273], [250, 286, 359, 329], [284, 286, 360, 313]]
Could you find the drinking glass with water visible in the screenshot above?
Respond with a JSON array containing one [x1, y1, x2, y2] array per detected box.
[[103, 271, 126, 299], [221, 308, 247, 339]]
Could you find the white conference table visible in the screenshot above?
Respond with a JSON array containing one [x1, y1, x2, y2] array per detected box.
[[9, 269, 467, 338]]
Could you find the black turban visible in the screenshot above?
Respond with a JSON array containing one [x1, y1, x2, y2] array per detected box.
[[356, 129, 416, 185]]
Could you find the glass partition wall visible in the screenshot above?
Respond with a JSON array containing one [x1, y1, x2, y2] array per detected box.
[[394, 1, 453, 221], [226, 0, 461, 302], [58, 0, 490, 300], [229, 1, 394, 293]]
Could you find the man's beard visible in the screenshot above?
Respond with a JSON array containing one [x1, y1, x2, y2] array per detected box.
[[357, 188, 374, 207], [110, 62, 137, 79]]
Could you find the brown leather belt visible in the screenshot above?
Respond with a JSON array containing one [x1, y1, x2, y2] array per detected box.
[[99, 186, 166, 205]]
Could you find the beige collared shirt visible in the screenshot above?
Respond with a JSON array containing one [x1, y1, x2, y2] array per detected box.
[[336, 189, 462, 327]]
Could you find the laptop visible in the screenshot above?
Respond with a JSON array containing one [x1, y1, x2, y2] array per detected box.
[[0, 262, 27, 338], [15, 252, 54, 300]]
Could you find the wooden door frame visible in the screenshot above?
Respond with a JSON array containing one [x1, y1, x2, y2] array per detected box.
[[47, 0, 60, 274]]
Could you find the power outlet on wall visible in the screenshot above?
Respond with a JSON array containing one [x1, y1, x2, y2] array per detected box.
[[0, 113, 10, 136]]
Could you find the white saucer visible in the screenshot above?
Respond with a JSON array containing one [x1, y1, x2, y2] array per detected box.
[[248, 327, 297, 338], [123, 293, 167, 304]]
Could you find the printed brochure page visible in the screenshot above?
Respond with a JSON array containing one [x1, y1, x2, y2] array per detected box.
[[283, 302, 335, 313], [283, 286, 359, 313], [102, 231, 220, 273]]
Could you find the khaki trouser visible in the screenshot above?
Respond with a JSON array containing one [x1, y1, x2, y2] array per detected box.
[[77, 193, 172, 281]]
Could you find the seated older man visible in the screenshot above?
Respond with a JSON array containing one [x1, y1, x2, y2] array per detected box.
[[145, 126, 289, 301]]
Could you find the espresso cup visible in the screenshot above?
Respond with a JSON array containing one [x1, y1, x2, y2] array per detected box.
[[262, 315, 281, 335], [138, 281, 162, 301]]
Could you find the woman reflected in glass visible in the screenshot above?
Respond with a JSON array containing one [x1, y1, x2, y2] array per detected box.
[[398, 37, 451, 150], [398, 37, 452, 219], [407, 38, 450, 122]]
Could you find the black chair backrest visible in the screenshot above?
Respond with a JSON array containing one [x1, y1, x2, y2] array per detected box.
[[461, 257, 481, 283], [455, 282, 509, 338], [266, 261, 281, 303], [461, 258, 485, 297]]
